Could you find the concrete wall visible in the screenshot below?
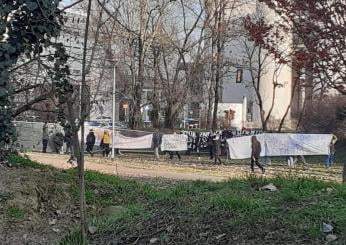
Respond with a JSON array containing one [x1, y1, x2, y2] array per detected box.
[[14, 121, 63, 152]]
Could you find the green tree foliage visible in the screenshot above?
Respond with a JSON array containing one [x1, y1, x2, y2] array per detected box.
[[0, 0, 67, 146]]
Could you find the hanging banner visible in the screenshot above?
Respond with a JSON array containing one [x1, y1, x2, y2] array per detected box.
[[227, 135, 266, 159], [161, 134, 188, 152], [113, 133, 153, 149], [227, 133, 333, 159], [82, 126, 153, 149]]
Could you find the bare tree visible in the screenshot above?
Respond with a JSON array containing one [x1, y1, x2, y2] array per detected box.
[[153, 0, 208, 128], [203, 0, 251, 130], [97, 0, 172, 129]]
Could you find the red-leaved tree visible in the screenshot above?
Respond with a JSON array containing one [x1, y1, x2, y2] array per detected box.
[[244, 0, 346, 181], [244, 0, 346, 94]]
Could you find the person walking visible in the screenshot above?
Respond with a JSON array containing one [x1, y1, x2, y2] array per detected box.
[[251, 136, 265, 174], [53, 131, 64, 154], [101, 131, 111, 157], [42, 122, 49, 153], [213, 134, 222, 164], [86, 129, 96, 157], [326, 134, 337, 168], [152, 130, 162, 159]]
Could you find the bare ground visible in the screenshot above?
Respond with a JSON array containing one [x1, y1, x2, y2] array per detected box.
[[0, 166, 79, 245]]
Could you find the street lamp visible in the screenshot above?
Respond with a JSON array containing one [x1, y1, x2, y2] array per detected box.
[[183, 105, 188, 128], [111, 63, 116, 159]]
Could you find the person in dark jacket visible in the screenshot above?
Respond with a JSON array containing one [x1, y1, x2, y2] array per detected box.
[[86, 129, 96, 156], [208, 133, 214, 160], [53, 132, 64, 154], [42, 122, 49, 153], [195, 132, 201, 159], [326, 134, 337, 168], [213, 134, 222, 164], [152, 130, 162, 159], [251, 136, 265, 174], [64, 125, 73, 154], [63, 124, 76, 164], [169, 131, 182, 160]]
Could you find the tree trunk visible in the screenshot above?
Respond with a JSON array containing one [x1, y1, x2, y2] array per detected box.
[[164, 104, 175, 129], [76, 0, 93, 241], [130, 37, 145, 129], [66, 100, 87, 243], [212, 4, 224, 131], [212, 74, 219, 130], [206, 79, 214, 129], [151, 48, 160, 128]]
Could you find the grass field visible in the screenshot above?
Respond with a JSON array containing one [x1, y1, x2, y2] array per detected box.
[[5, 155, 346, 244]]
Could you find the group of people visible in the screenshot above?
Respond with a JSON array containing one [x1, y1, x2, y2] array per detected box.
[[152, 130, 224, 164], [42, 123, 339, 171]]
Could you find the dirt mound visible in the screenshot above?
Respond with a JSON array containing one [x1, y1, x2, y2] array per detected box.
[[0, 166, 78, 245]]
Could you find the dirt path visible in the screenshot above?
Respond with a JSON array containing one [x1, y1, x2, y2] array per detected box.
[[27, 153, 229, 182], [27, 152, 342, 182]]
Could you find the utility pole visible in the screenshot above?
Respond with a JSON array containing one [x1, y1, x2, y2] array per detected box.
[[112, 63, 116, 159]]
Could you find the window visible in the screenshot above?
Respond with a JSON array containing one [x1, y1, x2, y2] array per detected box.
[[236, 69, 243, 83]]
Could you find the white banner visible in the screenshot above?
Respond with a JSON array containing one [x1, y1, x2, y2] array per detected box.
[[161, 134, 188, 152], [82, 126, 153, 149], [227, 135, 266, 159], [113, 133, 153, 149], [227, 133, 333, 159]]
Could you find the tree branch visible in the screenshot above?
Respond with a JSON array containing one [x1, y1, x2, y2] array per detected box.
[[12, 92, 54, 118]]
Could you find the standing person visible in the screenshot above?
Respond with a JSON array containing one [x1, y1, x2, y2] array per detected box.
[[42, 122, 49, 153], [86, 129, 96, 157], [213, 134, 222, 164], [195, 132, 201, 160], [287, 156, 295, 168], [297, 155, 307, 166], [63, 124, 75, 164], [53, 131, 64, 154], [251, 136, 265, 174], [169, 150, 181, 160], [186, 133, 193, 155], [208, 133, 214, 160], [152, 130, 162, 159], [326, 134, 337, 168], [101, 130, 111, 157], [287, 155, 307, 167], [64, 125, 73, 154], [169, 131, 182, 160]]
